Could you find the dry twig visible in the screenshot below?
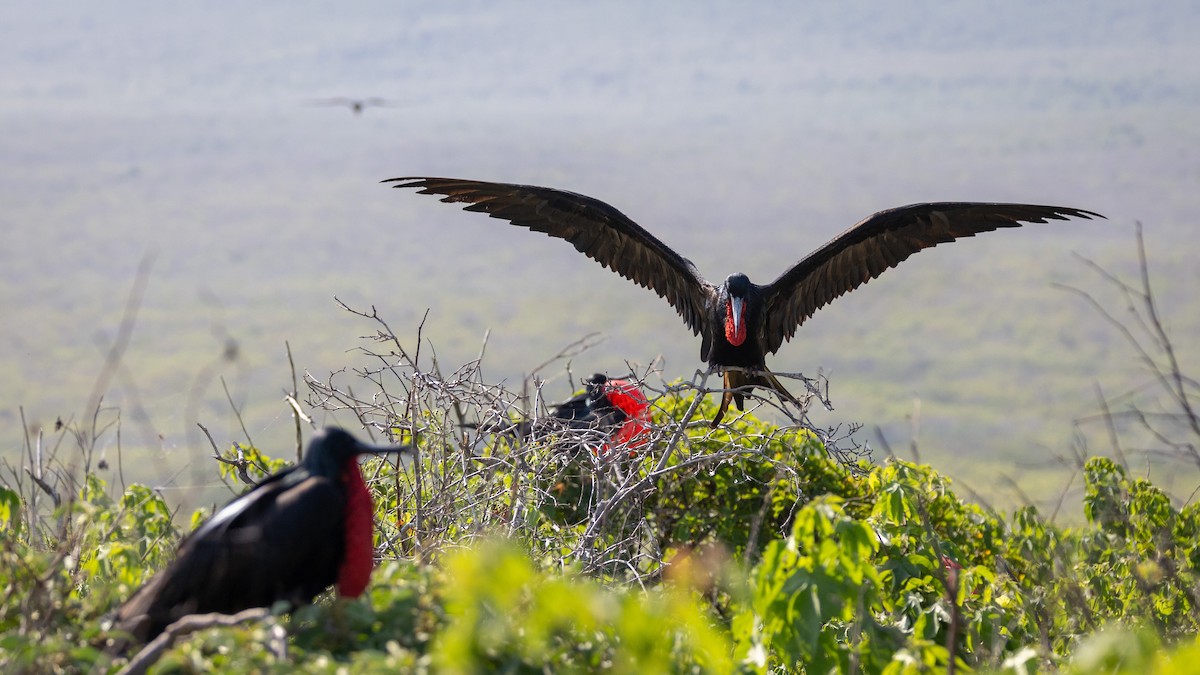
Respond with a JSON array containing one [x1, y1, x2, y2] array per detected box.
[[301, 299, 871, 582], [118, 608, 271, 675]]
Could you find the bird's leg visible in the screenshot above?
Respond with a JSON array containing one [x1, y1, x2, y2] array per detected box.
[[714, 365, 813, 426], [708, 364, 737, 428]]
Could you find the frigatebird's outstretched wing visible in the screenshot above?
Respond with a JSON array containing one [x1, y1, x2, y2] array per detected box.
[[758, 203, 1104, 355], [386, 177, 713, 338]]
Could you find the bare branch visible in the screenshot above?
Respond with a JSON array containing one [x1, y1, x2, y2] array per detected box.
[[286, 340, 306, 462], [23, 467, 61, 508], [118, 608, 271, 675], [198, 423, 258, 487], [221, 376, 254, 450], [1065, 224, 1200, 475], [307, 298, 871, 582], [85, 252, 156, 442]]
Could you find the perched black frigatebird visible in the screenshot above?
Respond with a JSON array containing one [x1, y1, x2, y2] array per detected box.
[[478, 374, 652, 455], [387, 177, 1102, 425], [113, 428, 409, 646]]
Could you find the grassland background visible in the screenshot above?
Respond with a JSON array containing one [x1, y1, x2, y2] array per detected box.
[[2, 0, 1199, 514]]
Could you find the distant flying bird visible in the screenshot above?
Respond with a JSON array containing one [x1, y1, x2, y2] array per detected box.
[[477, 374, 652, 455], [113, 428, 409, 646], [310, 97, 393, 115], [387, 177, 1102, 425]]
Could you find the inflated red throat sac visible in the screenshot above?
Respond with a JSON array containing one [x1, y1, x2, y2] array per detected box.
[[336, 461, 375, 598], [724, 296, 747, 346]]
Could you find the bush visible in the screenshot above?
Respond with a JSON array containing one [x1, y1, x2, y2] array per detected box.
[[5, 390, 1200, 674]]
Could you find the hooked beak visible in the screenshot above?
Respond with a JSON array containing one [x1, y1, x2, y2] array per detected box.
[[730, 296, 744, 334]]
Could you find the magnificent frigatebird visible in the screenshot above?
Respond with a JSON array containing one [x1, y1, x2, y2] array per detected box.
[[478, 374, 652, 455], [585, 374, 652, 454], [113, 428, 409, 646], [386, 177, 1102, 425]]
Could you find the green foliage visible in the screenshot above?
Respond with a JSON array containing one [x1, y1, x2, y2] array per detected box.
[[729, 454, 1200, 673], [5, 403, 1200, 672], [431, 540, 733, 673], [355, 386, 867, 583], [1062, 627, 1200, 675], [1074, 458, 1200, 639], [0, 486, 19, 526], [648, 391, 870, 566], [0, 470, 180, 671], [736, 496, 906, 673]]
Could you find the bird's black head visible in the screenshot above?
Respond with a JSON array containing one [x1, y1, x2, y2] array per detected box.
[[720, 274, 754, 347], [301, 427, 409, 479], [584, 373, 609, 401], [724, 273, 752, 298]]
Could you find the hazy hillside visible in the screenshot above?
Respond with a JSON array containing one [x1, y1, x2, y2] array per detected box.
[[2, 1, 1198, 509]]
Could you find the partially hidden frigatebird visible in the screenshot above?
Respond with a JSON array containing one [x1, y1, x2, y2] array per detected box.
[[112, 428, 410, 647], [478, 373, 653, 455], [574, 374, 652, 454], [387, 177, 1102, 425]]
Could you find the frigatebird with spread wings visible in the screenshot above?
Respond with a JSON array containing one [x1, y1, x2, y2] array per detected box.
[[387, 177, 1102, 425]]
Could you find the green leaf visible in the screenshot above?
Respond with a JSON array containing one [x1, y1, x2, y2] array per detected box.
[[0, 486, 19, 527]]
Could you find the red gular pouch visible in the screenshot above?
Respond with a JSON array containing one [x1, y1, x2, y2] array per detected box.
[[336, 460, 375, 598], [599, 378, 653, 457], [724, 297, 747, 346]]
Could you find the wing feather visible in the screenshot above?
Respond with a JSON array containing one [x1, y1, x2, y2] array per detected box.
[[386, 177, 714, 336], [115, 472, 344, 642], [760, 203, 1103, 354]]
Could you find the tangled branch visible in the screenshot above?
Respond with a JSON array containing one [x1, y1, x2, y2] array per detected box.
[[303, 300, 871, 583]]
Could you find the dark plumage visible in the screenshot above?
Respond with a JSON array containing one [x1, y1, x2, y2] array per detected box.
[[387, 176, 1103, 424], [477, 374, 652, 454], [112, 428, 409, 647], [310, 97, 392, 115], [552, 374, 623, 429]]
